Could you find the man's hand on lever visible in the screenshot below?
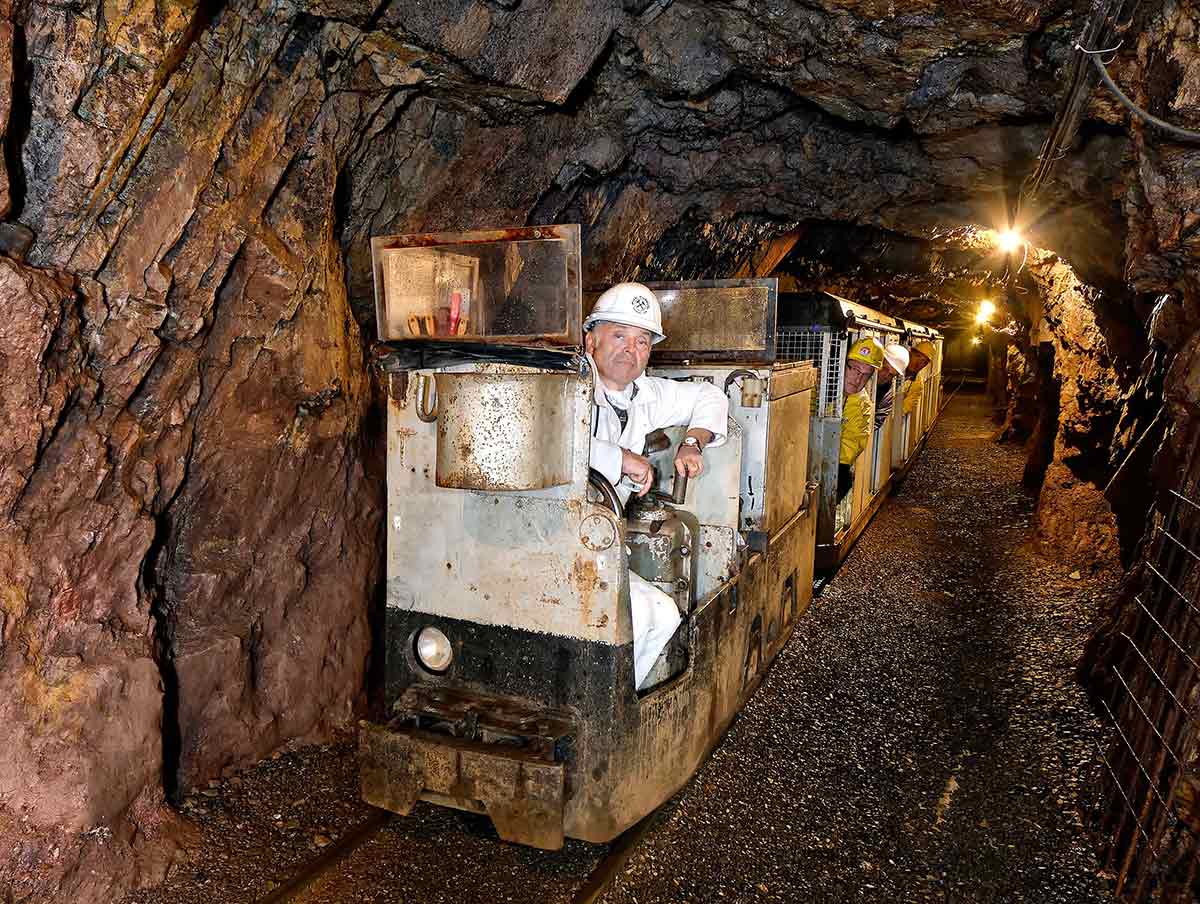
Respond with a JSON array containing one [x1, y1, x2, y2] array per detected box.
[[621, 448, 655, 497], [674, 429, 714, 479]]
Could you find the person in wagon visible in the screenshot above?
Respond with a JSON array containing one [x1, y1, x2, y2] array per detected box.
[[902, 340, 935, 416], [874, 343, 911, 429], [585, 282, 729, 689], [837, 337, 885, 502]]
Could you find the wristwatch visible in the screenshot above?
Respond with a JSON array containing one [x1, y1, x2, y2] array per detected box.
[[682, 436, 704, 452]]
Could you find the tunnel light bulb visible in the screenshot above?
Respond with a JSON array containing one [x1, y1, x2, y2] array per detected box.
[[976, 300, 996, 323], [971, 336, 982, 346], [997, 229, 1023, 254]]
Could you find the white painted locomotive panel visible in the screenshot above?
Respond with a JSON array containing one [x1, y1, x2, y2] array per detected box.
[[386, 365, 631, 646]]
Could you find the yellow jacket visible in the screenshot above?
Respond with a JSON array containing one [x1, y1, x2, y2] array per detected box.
[[840, 391, 872, 464], [903, 371, 924, 415]]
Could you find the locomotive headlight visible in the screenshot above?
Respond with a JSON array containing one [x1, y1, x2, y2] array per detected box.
[[414, 626, 453, 673]]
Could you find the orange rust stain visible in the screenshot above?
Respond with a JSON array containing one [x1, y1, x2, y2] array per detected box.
[[572, 555, 603, 628], [571, 556, 599, 590], [392, 426, 417, 464]]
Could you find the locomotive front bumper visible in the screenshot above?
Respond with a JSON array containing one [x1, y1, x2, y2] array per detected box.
[[359, 686, 576, 850]]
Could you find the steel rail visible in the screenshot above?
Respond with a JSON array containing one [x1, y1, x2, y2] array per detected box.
[[256, 808, 392, 904], [571, 809, 663, 904]]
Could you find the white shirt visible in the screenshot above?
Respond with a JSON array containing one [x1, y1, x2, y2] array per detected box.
[[587, 355, 729, 503]]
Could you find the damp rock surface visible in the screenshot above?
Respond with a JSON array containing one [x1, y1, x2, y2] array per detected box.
[[604, 390, 1114, 903]]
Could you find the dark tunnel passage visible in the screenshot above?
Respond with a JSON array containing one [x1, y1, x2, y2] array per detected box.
[[2, 1, 1200, 903]]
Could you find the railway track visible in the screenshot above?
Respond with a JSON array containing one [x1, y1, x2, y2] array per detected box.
[[256, 808, 393, 904], [254, 806, 659, 904]]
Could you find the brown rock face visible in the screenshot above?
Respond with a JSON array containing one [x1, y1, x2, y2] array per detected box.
[[3, 1, 383, 898]]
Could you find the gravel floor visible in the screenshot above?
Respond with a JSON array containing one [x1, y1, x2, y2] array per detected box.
[[122, 390, 1116, 904], [605, 390, 1116, 903]]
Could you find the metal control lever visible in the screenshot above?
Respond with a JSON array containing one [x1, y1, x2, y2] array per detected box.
[[651, 466, 689, 505], [637, 429, 689, 504]]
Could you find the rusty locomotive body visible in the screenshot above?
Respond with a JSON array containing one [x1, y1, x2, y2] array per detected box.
[[358, 226, 938, 848]]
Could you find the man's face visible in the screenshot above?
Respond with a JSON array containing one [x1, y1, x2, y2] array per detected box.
[[907, 350, 930, 375], [586, 321, 653, 389], [882, 360, 902, 382], [844, 360, 874, 395]]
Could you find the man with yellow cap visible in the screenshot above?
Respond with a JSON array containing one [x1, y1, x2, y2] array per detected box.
[[838, 337, 884, 502]]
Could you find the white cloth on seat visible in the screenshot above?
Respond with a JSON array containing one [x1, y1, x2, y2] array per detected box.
[[630, 571, 682, 688]]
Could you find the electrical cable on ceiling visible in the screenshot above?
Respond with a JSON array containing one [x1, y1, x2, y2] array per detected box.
[[1018, 0, 1142, 212], [1080, 45, 1200, 142]]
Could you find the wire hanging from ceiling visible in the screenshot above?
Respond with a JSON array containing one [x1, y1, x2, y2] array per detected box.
[[1018, 0, 1143, 214], [1081, 45, 1200, 142]]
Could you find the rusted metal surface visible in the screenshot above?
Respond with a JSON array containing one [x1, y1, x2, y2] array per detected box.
[[373, 225, 579, 249], [361, 688, 574, 850], [359, 721, 568, 850], [386, 363, 625, 644], [644, 279, 779, 364], [767, 360, 818, 399], [765, 372, 814, 536], [386, 371, 409, 406], [646, 363, 817, 537], [653, 287, 771, 355], [434, 371, 575, 490], [639, 422, 743, 602], [370, 225, 582, 347], [626, 497, 699, 616], [390, 685, 576, 759]]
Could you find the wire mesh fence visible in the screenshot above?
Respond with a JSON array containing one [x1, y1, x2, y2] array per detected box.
[[776, 327, 844, 416], [1099, 429, 1200, 901]]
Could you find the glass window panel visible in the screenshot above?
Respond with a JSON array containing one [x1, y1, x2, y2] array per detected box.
[[371, 228, 581, 345]]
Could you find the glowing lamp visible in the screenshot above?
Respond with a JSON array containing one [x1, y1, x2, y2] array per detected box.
[[996, 229, 1023, 254], [971, 336, 982, 346], [976, 300, 996, 323]]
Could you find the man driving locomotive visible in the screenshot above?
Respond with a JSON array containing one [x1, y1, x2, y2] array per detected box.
[[585, 282, 729, 689]]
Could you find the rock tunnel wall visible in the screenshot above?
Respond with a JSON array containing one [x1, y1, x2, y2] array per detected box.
[[0, 0, 1196, 900]]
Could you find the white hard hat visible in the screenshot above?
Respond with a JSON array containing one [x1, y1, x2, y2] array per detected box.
[[883, 343, 910, 373], [584, 282, 665, 344]]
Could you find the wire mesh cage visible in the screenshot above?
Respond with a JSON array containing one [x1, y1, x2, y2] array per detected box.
[[1098, 431, 1200, 901], [776, 327, 845, 416]]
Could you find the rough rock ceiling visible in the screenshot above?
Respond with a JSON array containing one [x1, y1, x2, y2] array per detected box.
[[322, 0, 1134, 322]]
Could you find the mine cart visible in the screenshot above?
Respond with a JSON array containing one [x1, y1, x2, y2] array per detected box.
[[774, 292, 943, 571], [359, 227, 818, 849]]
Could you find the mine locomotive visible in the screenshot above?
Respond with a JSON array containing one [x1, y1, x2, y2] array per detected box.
[[358, 225, 941, 848]]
